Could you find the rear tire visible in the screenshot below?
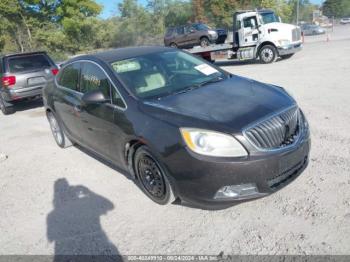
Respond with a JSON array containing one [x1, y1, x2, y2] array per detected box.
[[47, 111, 72, 148], [200, 37, 210, 47], [0, 96, 14, 115], [134, 146, 175, 205], [259, 45, 277, 64]]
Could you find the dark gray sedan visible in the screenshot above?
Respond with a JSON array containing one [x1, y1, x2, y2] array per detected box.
[[43, 46, 310, 209]]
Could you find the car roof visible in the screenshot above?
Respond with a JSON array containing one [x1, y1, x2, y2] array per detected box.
[[70, 46, 173, 63], [0, 51, 47, 59]]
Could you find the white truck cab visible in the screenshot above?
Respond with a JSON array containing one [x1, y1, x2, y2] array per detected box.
[[232, 9, 302, 63]]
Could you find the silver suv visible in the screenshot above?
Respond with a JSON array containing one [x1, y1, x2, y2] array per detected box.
[[0, 51, 58, 115]]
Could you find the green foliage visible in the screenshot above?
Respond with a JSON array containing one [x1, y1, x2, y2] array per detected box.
[[323, 0, 350, 18], [203, 0, 238, 28]]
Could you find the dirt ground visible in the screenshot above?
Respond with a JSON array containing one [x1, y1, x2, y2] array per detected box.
[[1, 26, 350, 256]]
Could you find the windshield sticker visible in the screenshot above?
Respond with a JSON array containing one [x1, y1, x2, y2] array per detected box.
[[111, 59, 141, 73], [194, 64, 219, 76]]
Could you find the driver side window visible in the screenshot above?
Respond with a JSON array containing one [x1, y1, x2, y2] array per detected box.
[[80, 62, 111, 102], [243, 17, 257, 29]]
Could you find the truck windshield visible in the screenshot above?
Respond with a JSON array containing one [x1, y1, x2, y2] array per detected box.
[[260, 12, 279, 24]]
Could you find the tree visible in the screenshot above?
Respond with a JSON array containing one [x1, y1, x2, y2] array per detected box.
[[164, 1, 192, 27], [203, 0, 237, 28], [192, 0, 207, 23], [323, 0, 350, 18]]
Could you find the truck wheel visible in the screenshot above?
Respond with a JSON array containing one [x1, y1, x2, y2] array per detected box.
[[200, 37, 210, 47], [281, 54, 294, 60], [0, 96, 14, 115], [259, 45, 277, 64]]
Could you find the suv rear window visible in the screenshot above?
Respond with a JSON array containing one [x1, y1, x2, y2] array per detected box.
[[7, 54, 51, 73]]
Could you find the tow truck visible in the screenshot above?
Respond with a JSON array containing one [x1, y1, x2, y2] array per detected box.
[[186, 9, 302, 64]]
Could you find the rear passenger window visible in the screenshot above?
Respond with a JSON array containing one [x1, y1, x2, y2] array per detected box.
[[58, 63, 80, 91], [80, 62, 111, 101], [7, 54, 51, 73]]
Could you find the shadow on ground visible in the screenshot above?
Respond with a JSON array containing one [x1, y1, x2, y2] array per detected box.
[[74, 144, 133, 181], [214, 59, 260, 67], [47, 178, 123, 261], [8, 98, 43, 114]]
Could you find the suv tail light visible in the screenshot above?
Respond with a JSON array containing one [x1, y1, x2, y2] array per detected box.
[[1, 76, 16, 87], [51, 69, 59, 75]]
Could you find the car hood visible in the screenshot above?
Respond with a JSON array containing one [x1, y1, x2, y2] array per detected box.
[[143, 75, 296, 133]]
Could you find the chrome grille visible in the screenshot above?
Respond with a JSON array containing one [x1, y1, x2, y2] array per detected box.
[[244, 107, 300, 150], [292, 28, 301, 42]]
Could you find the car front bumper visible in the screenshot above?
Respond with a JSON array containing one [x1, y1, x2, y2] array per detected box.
[[278, 42, 303, 56], [164, 131, 310, 209]]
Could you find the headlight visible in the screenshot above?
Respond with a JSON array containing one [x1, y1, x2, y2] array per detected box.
[[208, 30, 218, 38], [180, 128, 248, 157], [278, 39, 290, 46]]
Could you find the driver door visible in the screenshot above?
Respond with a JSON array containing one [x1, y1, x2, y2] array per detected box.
[[78, 62, 121, 162], [239, 16, 260, 47]]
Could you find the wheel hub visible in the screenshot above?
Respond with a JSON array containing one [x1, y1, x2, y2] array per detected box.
[[262, 48, 273, 62], [138, 156, 165, 199]]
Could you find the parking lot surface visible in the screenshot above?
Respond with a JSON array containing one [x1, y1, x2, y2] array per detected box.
[[1, 26, 350, 255]]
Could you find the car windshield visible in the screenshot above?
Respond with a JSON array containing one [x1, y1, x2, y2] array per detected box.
[[259, 12, 279, 24], [110, 50, 226, 100]]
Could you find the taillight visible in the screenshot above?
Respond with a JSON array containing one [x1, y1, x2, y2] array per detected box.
[[51, 69, 59, 75], [1, 76, 16, 87]]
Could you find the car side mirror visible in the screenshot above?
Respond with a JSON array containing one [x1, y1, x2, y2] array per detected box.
[[189, 29, 195, 33], [82, 89, 109, 104]]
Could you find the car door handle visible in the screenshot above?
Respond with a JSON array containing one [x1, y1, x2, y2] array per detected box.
[[73, 105, 82, 113]]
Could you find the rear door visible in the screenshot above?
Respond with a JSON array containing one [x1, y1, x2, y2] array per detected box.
[[4, 53, 57, 94], [54, 62, 83, 141]]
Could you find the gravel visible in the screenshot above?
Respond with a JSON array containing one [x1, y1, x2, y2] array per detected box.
[[1, 26, 350, 256]]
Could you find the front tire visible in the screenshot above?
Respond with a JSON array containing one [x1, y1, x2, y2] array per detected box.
[[259, 45, 277, 64], [134, 146, 175, 205], [47, 111, 72, 148], [200, 37, 210, 47]]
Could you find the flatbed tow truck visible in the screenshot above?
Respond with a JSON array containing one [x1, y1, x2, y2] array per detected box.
[[185, 9, 302, 64]]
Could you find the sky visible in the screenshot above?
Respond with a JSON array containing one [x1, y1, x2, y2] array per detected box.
[[97, 0, 324, 19]]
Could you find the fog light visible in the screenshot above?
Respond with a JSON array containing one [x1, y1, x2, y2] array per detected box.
[[214, 183, 258, 199]]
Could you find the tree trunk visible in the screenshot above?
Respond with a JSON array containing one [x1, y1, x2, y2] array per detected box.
[[15, 28, 25, 53], [19, 12, 32, 50]]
